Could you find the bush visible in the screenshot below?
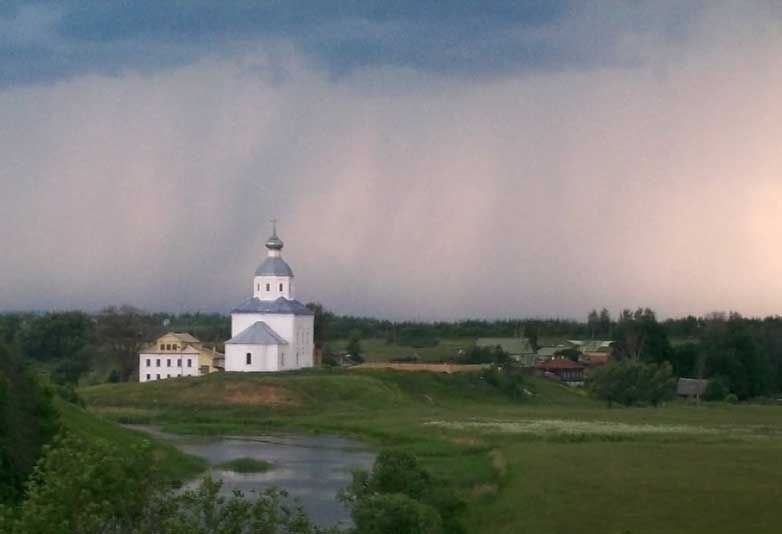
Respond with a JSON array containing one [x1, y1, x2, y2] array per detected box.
[[479, 365, 530, 401], [589, 360, 676, 407], [724, 393, 739, 404], [703, 378, 729, 402], [340, 450, 465, 534], [458, 346, 508, 365]]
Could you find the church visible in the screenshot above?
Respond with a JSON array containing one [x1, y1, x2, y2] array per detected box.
[[224, 224, 315, 371]]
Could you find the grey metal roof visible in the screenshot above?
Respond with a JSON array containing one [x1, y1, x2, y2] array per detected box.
[[255, 256, 294, 277], [226, 321, 288, 345], [677, 378, 709, 396], [231, 296, 314, 315]]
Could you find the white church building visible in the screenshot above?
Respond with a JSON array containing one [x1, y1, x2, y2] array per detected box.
[[224, 224, 315, 372]]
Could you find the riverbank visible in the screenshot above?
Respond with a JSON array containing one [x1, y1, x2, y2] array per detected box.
[[81, 369, 782, 533]]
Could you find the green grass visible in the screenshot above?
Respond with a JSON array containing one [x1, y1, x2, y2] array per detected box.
[[217, 457, 273, 473], [57, 399, 207, 484], [80, 369, 782, 534]]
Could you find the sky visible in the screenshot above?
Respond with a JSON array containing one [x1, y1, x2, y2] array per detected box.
[[2, 1, 782, 320]]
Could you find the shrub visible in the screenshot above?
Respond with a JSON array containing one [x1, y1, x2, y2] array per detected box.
[[724, 393, 739, 404], [703, 378, 729, 402], [589, 360, 676, 407]]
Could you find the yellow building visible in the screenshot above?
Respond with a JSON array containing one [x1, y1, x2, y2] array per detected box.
[[138, 332, 224, 382]]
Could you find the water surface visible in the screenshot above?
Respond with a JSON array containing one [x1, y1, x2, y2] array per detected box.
[[132, 426, 375, 527]]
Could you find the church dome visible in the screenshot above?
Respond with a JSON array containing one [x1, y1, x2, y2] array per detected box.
[[265, 232, 283, 251], [255, 257, 294, 277]]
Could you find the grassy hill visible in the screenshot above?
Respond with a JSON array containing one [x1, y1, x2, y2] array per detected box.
[[81, 369, 782, 534], [57, 398, 206, 484]]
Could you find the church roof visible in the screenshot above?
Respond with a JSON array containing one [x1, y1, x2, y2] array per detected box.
[[255, 256, 294, 277], [231, 296, 314, 315], [226, 321, 288, 346]]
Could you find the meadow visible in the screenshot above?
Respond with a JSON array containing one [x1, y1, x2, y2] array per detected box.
[[81, 369, 782, 534]]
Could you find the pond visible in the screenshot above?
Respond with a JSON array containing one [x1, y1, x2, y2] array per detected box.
[[131, 427, 375, 528]]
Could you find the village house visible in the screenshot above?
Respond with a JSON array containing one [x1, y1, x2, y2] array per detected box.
[[138, 332, 223, 382], [535, 357, 585, 385]]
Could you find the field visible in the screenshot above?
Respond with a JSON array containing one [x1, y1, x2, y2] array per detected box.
[[81, 369, 782, 533]]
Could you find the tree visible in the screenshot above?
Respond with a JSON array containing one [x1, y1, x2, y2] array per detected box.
[[522, 322, 539, 351], [340, 450, 464, 534], [589, 360, 676, 407], [17, 312, 94, 362], [701, 313, 771, 400], [306, 302, 334, 349], [346, 330, 364, 363], [9, 434, 322, 534], [0, 344, 59, 503], [598, 308, 612, 338], [587, 310, 599, 339], [96, 306, 161, 382], [612, 308, 672, 363]]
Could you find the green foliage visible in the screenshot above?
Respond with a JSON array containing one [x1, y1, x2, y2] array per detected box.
[[458, 346, 508, 365], [703, 378, 729, 402], [96, 306, 162, 382], [702, 314, 771, 400], [479, 365, 530, 401], [11, 434, 160, 534], [346, 333, 364, 363], [612, 308, 672, 364], [589, 360, 676, 407], [351, 493, 442, 534], [0, 344, 59, 502], [340, 450, 465, 534], [216, 457, 273, 473], [7, 434, 321, 534], [17, 311, 94, 363]]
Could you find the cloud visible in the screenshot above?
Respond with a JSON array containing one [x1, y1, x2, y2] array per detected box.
[[0, 1, 741, 86], [1, 2, 782, 319]]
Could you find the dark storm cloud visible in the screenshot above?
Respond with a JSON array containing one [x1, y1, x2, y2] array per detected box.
[[0, 1, 705, 86], [2, 2, 782, 320]]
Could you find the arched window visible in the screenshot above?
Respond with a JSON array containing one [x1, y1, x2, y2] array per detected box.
[[266, 283, 270, 291], [246, 352, 252, 365], [279, 283, 283, 291]]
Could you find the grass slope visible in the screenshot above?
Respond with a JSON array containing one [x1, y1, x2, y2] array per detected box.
[[57, 399, 206, 484], [81, 369, 782, 534]]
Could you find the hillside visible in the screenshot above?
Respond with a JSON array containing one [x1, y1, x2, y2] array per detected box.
[[80, 369, 782, 534], [57, 399, 206, 483]]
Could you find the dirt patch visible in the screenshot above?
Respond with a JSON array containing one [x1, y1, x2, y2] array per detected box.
[[220, 383, 300, 406]]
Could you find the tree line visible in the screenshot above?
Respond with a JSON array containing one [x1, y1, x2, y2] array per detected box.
[[2, 305, 782, 398]]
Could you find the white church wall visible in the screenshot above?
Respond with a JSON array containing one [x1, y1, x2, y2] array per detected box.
[[253, 275, 295, 300], [225, 344, 280, 372]]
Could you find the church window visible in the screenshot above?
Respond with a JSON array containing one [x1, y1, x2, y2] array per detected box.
[[159, 344, 164, 350], [146, 374, 150, 380], [177, 359, 182, 367], [266, 283, 270, 291], [156, 359, 160, 367], [246, 353, 252, 365], [166, 344, 171, 350], [167, 359, 171, 367], [279, 283, 283, 291], [187, 359, 192, 367], [146, 359, 151, 367], [173, 344, 178, 350]]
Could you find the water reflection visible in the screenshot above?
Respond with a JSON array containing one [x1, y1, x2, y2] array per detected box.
[[131, 427, 375, 528]]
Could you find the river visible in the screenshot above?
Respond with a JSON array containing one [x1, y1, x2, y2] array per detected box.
[[130, 426, 375, 528]]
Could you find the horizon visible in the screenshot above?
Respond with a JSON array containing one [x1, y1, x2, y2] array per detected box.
[[3, 2, 782, 320]]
